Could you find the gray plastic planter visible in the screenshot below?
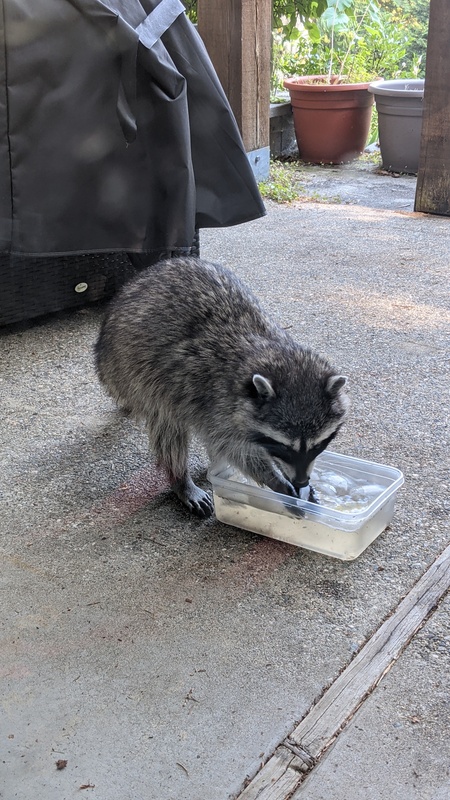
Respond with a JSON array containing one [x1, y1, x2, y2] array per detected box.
[[368, 79, 424, 174]]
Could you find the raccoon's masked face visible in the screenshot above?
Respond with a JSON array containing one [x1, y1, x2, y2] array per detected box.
[[249, 372, 349, 493]]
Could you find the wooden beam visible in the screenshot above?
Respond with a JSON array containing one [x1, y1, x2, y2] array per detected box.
[[197, 0, 271, 155], [415, 0, 450, 214]]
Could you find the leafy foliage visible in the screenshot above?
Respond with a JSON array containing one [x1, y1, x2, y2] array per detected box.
[[183, 2, 428, 97], [271, 0, 427, 95], [257, 160, 305, 203], [183, 1, 197, 23], [272, 1, 328, 44], [378, 0, 429, 73]]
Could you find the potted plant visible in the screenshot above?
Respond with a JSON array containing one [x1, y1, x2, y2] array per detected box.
[[283, 0, 377, 164]]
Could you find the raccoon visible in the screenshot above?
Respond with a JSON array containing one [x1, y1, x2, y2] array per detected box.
[[95, 257, 349, 518]]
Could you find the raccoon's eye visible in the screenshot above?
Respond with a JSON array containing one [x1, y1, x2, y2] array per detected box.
[[251, 434, 292, 460], [267, 442, 291, 460], [310, 428, 340, 457]]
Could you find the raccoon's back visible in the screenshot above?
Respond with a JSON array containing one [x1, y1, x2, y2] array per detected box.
[[95, 257, 276, 411]]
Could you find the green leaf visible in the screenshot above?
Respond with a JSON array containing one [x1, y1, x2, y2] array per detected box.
[[306, 22, 322, 43], [326, 0, 353, 10], [321, 7, 352, 31]]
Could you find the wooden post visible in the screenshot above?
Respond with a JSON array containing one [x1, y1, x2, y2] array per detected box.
[[197, 0, 271, 179], [415, 0, 450, 214]]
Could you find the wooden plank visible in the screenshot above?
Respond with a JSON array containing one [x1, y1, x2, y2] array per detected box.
[[197, 0, 271, 152], [415, 0, 450, 214], [237, 746, 306, 800], [291, 543, 450, 756], [240, 0, 271, 152], [197, 0, 240, 106], [236, 543, 450, 799]]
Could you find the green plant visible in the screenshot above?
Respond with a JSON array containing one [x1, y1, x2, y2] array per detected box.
[[183, 1, 197, 23], [271, 0, 425, 94], [258, 161, 306, 203], [320, 0, 380, 81], [367, 107, 379, 147], [185, 1, 426, 97], [272, 1, 328, 44], [378, 0, 428, 74], [320, 0, 419, 81]]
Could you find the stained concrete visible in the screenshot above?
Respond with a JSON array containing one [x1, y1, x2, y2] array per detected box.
[[1, 169, 449, 800], [298, 160, 417, 210]]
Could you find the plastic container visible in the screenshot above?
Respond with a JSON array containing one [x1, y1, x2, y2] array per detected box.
[[209, 451, 404, 561], [368, 79, 424, 174]]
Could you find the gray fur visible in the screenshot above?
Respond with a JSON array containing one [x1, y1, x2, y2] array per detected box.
[[95, 257, 349, 518]]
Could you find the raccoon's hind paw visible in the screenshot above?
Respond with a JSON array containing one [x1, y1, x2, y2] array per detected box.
[[173, 478, 215, 519]]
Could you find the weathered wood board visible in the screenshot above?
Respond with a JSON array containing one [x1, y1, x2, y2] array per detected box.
[[415, 0, 450, 214], [197, 0, 271, 153]]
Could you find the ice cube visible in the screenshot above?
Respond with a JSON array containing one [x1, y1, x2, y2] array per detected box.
[[317, 471, 351, 495], [313, 481, 338, 498], [351, 484, 384, 502]]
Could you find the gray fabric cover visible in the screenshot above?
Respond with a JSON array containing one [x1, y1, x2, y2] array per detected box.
[[0, 0, 265, 256]]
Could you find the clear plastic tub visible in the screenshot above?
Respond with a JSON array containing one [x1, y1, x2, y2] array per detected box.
[[209, 451, 404, 560]]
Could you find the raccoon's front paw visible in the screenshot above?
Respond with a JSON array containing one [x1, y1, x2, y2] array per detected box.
[[283, 499, 305, 518], [308, 485, 319, 504], [266, 474, 298, 497], [185, 488, 215, 519], [284, 486, 317, 518], [173, 478, 215, 519], [267, 477, 305, 516]]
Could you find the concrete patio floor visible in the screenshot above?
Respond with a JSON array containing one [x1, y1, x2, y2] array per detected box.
[[1, 165, 449, 800]]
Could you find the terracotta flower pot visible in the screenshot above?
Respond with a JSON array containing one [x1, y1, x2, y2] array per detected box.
[[283, 76, 374, 164]]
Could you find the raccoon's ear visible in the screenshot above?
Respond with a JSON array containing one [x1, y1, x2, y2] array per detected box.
[[252, 374, 276, 400], [326, 375, 347, 398]]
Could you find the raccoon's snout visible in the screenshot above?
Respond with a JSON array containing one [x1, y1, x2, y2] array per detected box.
[[293, 478, 310, 490], [275, 459, 311, 493], [292, 461, 316, 491], [250, 432, 314, 492]]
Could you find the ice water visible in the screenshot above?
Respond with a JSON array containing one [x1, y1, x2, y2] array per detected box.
[[310, 466, 384, 513]]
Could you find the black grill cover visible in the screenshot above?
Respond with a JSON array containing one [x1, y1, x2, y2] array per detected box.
[[0, 0, 265, 256]]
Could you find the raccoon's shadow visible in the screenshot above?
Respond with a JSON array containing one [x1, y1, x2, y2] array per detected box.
[[26, 406, 211, 516]]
